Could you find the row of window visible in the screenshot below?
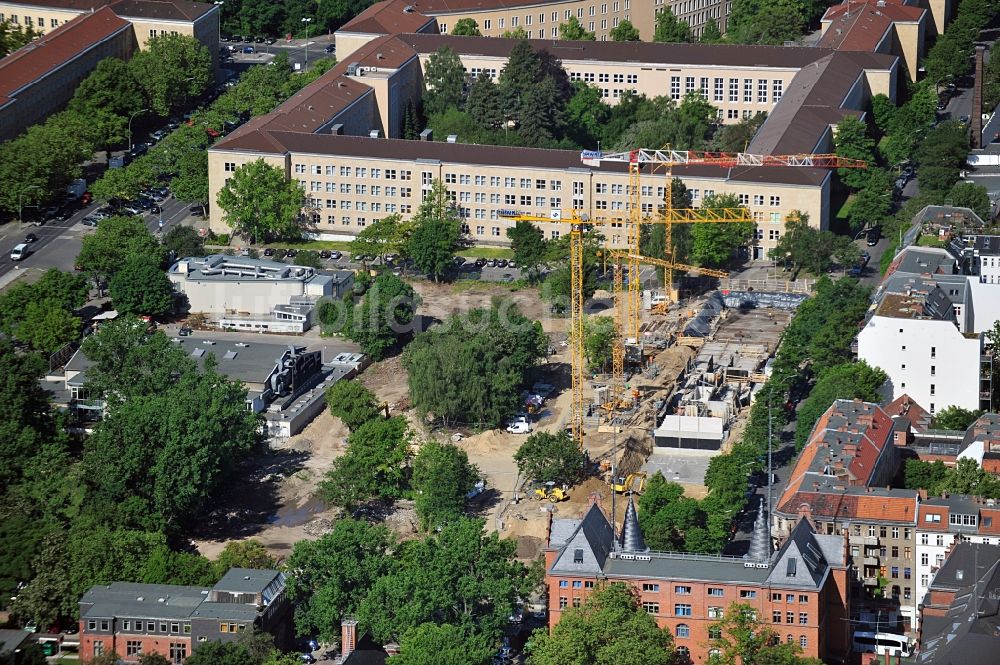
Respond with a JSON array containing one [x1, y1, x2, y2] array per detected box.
[[289, 165, 414, 179], [94, 641, 186, 664], [770, 593, 811, 603], [666, 77, 784, 104], [849, 524, 913, 539], [87, 619, 193, 635], [470, 0, 631, 31], [0, 13, 60, 28], [771, 611, 811, 625]]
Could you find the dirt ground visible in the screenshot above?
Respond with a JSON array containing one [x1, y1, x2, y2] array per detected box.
[[191, 282, 720, 564]]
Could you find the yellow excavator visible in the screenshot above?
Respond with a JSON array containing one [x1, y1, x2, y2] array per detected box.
[[534, 481, 569, 503], [611, 471, 647, 494]]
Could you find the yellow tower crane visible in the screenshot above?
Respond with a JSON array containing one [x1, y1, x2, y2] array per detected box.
[[500, 210, 604, 449]]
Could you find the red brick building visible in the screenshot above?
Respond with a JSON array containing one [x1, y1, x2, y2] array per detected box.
[[78, 568, 291, 663], [543, 499, 852, 664]]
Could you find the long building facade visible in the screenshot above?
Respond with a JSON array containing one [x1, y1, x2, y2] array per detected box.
[[544, 498, 852, 664], [208, 32, 898, 257]]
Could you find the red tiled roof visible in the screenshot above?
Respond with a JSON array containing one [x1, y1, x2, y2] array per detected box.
[[0, 7, 130, 100], [780, 491, 918, 523], [818, 2, 924, 52], [884, 394, 931, 432], [107, 0, 217, 21], [917, 504, 950, 531], [340, 0, 437, 35]]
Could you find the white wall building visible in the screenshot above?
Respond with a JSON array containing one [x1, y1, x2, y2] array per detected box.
[[914, 495, 1000, 625], [168, 255, 353, 333], [857, 246, 992, 414]]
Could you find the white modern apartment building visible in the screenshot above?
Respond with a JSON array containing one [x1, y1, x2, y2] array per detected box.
[[857, 246, 993, 414], [914, 494, 1000, 626]]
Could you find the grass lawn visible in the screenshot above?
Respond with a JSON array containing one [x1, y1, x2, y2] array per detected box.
[[836, 194, 856, 221], [458, 247, 514, 259], [916, 234, 946, 248]]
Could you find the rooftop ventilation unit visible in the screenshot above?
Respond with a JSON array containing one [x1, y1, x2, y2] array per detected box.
[[446, 134, 458, 143]]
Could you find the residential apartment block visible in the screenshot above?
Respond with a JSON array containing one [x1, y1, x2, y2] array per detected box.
[[917, 542, 1000, 664], [773, 399, 923, 628], [857, 243, 996, 414], [544, 498, 851, 664], [0, 0, 220, 140], [78, 568, 291, 663], [819, 0, 926, 80], [209, 31, 898, 257], [914, 494, 1000, 625], [337, 0, 724, 48]]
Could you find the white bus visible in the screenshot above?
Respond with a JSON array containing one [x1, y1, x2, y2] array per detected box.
[[852, 631, 914, 658]]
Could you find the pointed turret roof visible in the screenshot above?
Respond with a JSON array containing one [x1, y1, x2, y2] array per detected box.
[[745, 501, 772, 564], [620, 495, 648, 553]]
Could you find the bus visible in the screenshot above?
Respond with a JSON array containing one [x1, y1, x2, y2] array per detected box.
[[852, 630, 914, 657]]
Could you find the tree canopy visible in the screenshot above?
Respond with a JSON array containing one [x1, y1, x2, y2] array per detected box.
[[216, 158, 306, 243], [127, 34, 212, 117], [326, 380, 382, 431], [319, 416, 412, 508], [404, 304, 548, 428], [793, 362, 887, 448], [513, 431, 586, 486], [345, 273, 418, 360], [109, 257, 175, 317], [77, 215, 166, 278], [527, 584, 676, 665], [653, 8, 690, 42], [407, 180, 463, 282], [412, 440, 479, 530], [609, 19, 640, 41]]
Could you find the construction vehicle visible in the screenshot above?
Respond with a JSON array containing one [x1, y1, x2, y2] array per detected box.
[[611, 471, 647, 494], [534, 481, 569, 503]]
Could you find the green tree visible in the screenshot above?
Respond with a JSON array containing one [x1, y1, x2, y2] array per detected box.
[[768, 212, 839, 275], [501, 26, 529, 39], [559, 15, 596, 40], [654, 7, 690, 41], [326, 380, 382, 430], [466, 74, 504, 130], [708, 602, 817, 665], [931, 405, 982, 431], [916, 121, 968, 197], [526, 583, 676, 665], [689, 193, 754, 266], [162, 225, 205, 258], [171, 150, 210, 213], [13, 300, 80, 354], [127, 33, 212, 116], [0, 19, 39, 57], [793, 362, 887, 448], [513, 431, 586, 485], [565, 81, 612, 148], [137, 654, 172, 665], [948, 182, 991, 220], [726, 0, 809, 44], [286, 518, 395, 642], [109, 257, 175, 317], [213, 540, 276, 577], [216, 159, 305, 243], [90, 163, 151, 202], [0, 342, 60, 491], [81, 319, 260, 531], [356, 518, 530, 644], [834, 116, 877, 190], [404, 305, 547, 428], [711, 112, 767, 151], [450, 18, 482, 36], [609, 18, 640, 41], [319, 416, 411, 508], [349, 214, 406, 265], [423, 46, 467, 116], [496, 41, 571, 145], [583, 316, 615, 372], [77, 215, 166, 277], [507, 221, 548, 280], [846, 178, 892, 233], [396, 623, 495, 665], [347, 273, 417, 359], [69, 57, 143, 118], [700, 20, 723, 42], [412, 441, 478, 530], [408, 180, 463, 282]]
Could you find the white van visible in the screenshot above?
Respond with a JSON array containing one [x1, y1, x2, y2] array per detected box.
[[852, 631, 914, 657], [10, 243, 30, 261]]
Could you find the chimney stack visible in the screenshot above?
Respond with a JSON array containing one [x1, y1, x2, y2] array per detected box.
[[971, 46, 985, 149], [341, 618, 358, 660]]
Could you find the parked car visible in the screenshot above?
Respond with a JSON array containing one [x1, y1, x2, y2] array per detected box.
[[285, 248, 297, 258], [475, 257, 487, 267], [324, 44, 336, 53], [866, 228, 880, 246], [242, 45, 256, 54], [505, 420, 532, 434], [329, 250, 342, 260], [81, 216, 99, 227], [122, 203, 143, 215], [263, 248, 275, 257], [178, 325, 193, 336], [298, 655, 315, 664], [487, 258, 498, 267], [319, 249, 331, 259]]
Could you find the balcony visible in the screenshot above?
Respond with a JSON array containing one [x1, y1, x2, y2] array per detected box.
[[863, 557, 880, 567], [850, 534, 879, 547], [863, 577, 878, 587]]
